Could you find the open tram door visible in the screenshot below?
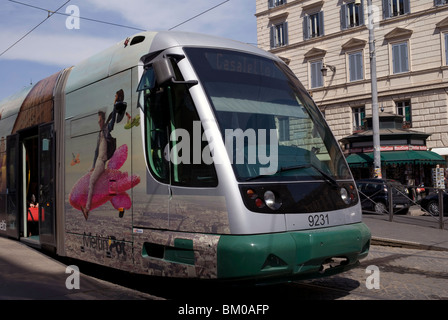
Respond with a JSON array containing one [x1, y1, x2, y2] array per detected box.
[[6, 123, 56, 248], [6, 134, 19, 239], [38, 122, 56, 248]]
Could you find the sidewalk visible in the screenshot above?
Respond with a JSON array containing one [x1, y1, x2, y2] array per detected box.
[[0, 237, 162, 300], [363, 210, 448, 251]]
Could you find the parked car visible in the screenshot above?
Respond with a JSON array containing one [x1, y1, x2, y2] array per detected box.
[[418, 191, 448, 216], [356, 179, 411, 214]]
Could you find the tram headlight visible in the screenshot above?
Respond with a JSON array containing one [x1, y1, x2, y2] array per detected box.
[[340, 187, 351, 205], [264, 190, 282, 210]]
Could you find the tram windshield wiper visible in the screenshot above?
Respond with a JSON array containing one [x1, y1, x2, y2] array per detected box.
[[279, 164, 338, 188]]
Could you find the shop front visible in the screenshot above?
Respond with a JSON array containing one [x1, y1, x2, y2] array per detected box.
[[341, 113, 446, 187]]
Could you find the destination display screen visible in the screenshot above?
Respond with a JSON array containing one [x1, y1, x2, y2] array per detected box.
[[200, 50, 285, 80]]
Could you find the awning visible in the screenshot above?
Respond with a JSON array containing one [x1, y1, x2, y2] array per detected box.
[[346, 151, 446, 168], [431, 148, 448, 156]]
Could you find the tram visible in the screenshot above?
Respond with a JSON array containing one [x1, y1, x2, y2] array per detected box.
[[0, 31, 370, 282]]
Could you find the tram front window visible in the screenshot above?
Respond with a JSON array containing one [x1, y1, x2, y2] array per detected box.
[[184, 48, 351, 182]]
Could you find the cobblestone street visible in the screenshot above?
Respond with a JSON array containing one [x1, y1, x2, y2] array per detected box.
[[295, 245, 448, 300]]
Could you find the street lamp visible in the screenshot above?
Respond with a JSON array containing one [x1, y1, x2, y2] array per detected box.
[[321, 64, 336, 77]]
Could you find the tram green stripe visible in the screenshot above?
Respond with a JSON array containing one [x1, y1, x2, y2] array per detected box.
[[216, 223, 371, 280]]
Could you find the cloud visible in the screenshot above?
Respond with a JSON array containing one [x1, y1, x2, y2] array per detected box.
[[85, 0, 256, 43], [0, 1, 256, 68], [0, 28, 117, 67]]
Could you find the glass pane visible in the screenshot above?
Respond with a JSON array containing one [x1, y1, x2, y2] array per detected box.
[[185, 48, 352, 182], [39, 124, 55, 245], [139, 67, 217, 187]]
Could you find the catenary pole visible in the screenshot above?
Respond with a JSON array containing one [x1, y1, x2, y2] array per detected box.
[[367, 0, 382, 178]]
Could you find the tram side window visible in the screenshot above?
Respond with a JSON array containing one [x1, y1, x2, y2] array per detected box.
[[141, 65, 218, 187]]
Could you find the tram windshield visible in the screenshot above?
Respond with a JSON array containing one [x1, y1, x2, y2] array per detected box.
[[185, 47, 351, 182]]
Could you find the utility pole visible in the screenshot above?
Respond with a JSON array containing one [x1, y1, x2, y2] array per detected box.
[[367, 0, 381, 178]]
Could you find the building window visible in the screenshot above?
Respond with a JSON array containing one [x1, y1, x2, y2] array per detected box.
[[392, 42, 409, 74], [353, 107, 365, 132], [445, 33, 448, 65], [278, 117, 290, 141], [268, 0, 287, 9], [348, 51, 364, 82], [383, 0, 410, 19], [396, 100, 412, 128], [303, 11, 324, 40], [341, 1, 364, 30], [435, 0, 448, 6], [310, 60, 324, 88], [270, 22, 288, 48]]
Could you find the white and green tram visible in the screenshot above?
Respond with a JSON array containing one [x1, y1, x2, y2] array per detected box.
[[0, 31, 370, 282]]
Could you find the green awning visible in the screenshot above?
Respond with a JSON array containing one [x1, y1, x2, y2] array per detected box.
[[346, 151, 446, 168]]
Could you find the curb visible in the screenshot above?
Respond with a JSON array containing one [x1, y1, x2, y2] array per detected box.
[[371, 236, 448, 252]]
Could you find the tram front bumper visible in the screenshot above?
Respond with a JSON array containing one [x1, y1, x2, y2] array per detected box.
[[216, 222, 371, 281]]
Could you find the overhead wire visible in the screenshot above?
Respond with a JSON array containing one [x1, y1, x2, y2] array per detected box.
[[7, 0, 146, 32], [0, 0, 71, 57], [1, 0, 233, 57], [6, 0, 231, 33], [169, 0, 230, 30]]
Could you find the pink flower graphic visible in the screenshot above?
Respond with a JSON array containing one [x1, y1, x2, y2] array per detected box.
[[69, 144, 140, 214]]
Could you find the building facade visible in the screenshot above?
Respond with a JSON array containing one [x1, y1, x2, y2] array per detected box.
[[256, 0, 448, 164]]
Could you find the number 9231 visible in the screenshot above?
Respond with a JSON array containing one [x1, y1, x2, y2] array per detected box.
[[308, 214, 330, 227]]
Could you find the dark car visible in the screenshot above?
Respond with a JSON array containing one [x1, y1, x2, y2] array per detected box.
[[418, 191, 448, 216], [356, 179, 411, 214]]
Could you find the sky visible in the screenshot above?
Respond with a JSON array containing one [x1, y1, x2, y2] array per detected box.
[[0, 0, 257, 101]]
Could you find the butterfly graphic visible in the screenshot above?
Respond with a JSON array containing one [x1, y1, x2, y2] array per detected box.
[[70, 153, 80, 166]]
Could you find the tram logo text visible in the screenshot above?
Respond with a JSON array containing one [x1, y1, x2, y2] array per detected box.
[[82, 232, 126, 257]]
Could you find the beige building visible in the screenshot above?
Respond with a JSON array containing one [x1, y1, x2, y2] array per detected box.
[[256, 0, 448, 162]]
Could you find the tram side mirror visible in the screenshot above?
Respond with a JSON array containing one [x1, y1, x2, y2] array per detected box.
[[153, 58, 176, 86], [152, 57, 198, 87]]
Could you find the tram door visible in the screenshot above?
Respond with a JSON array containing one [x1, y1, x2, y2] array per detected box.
[[38, 123, 56, 247], [6, 134, 19, 239]]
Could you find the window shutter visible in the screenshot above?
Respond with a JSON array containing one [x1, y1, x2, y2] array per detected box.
[[405, 106, 411, 123], [311, 62, 317, 88], [268, 0, 274, 9], [317, 61, 323, 87], [357, 52, 363, 80], [349, 54, 356, 81], [303, 16, 310, 40], [359, 0, 365, 25], [340, 4, 347, 30], [318, 11, 324, 36], [283, 22, 289, 45], [311, 61, 323, 88], [383, 0, 390, 19], [349, 52, 363, 81], [270, 26, 275, 48], [403, 0, 410, 14], [392, 44, 400, 73], [445, 34, 448, 65], [401, 43, 408, 72]]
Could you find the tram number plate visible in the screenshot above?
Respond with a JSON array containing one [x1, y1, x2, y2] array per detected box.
[[308, 213, 330, 227]]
